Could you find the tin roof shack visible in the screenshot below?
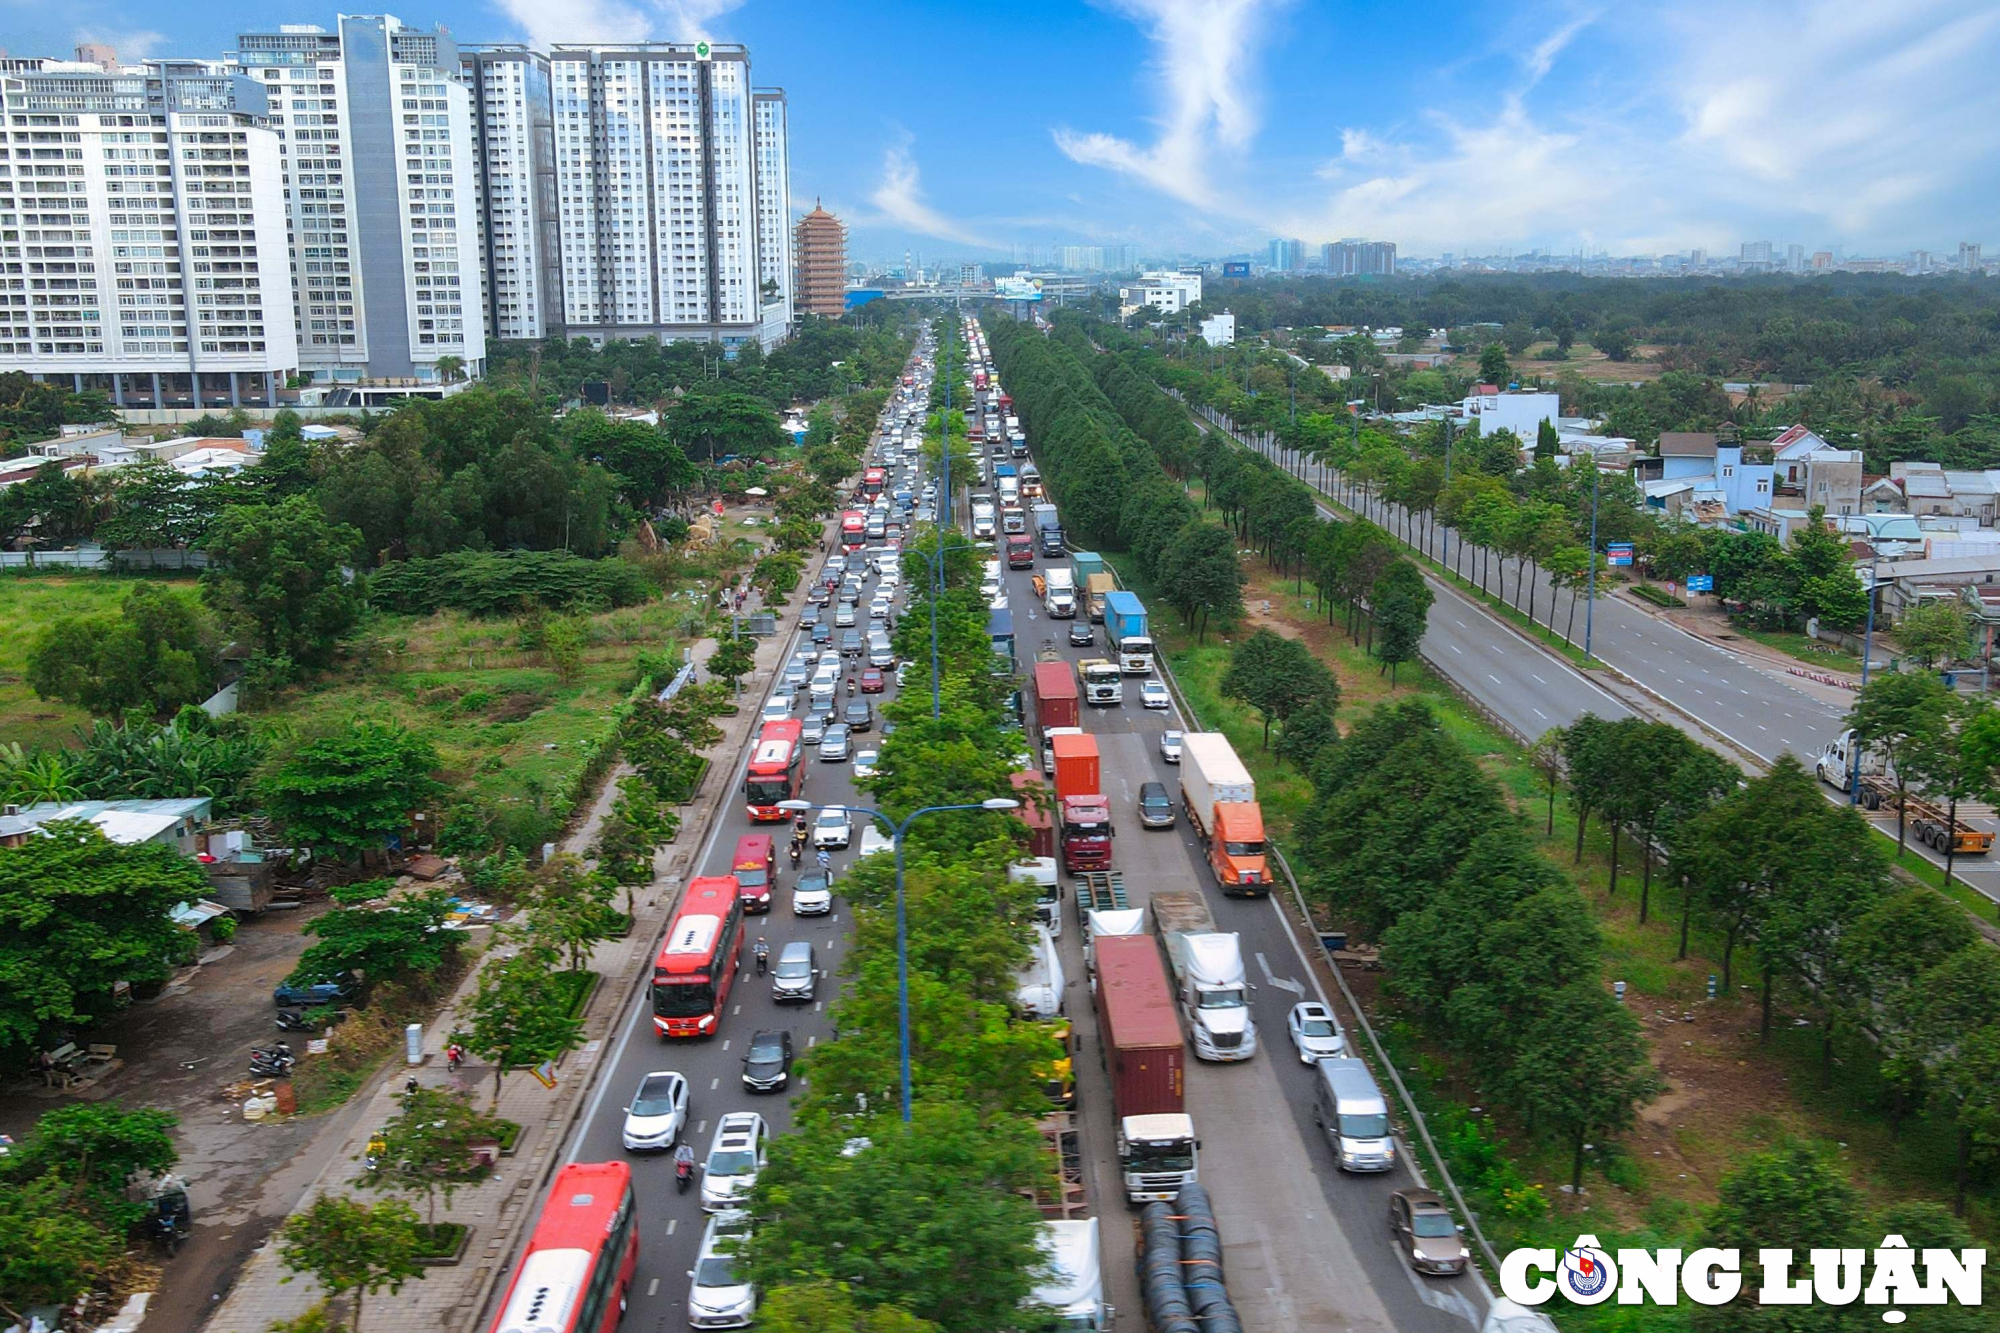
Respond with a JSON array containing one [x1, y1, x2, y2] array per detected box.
[[4, 797, 274, 913]]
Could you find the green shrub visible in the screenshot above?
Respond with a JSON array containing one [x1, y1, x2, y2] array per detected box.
[[367, 550, 652, 617], [209, 915, 237, 944], [1630, 583, 1686, 609]]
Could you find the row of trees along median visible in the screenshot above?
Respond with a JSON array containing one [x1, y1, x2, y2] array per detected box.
[[731, 501, 1070, 1332], [1556, 708, 2000, 1217]]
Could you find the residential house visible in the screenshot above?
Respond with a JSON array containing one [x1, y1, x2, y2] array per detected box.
[[7, 798, 215, 851], [1770, 423, 1834, 487], [1801, 450, 1864, 516]]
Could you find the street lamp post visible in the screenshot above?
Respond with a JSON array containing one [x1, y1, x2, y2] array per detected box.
[[1583, 459, 1602, 663], [777, 797, 1019, 1122], [1847, 551, 1881, 804], [1439, 418, 1456, 573]]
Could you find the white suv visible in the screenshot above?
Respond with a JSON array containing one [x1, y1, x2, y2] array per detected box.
[[700, 1112, 767, 1212], [686, 1211, 756, 1329]]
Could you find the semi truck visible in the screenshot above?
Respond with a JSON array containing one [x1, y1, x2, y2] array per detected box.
[[1072, 551, 1105, 585], [1011, 769, 1057, 859], [1052, 733, 1112, 872], [1011, 854, 1061, 936], [1031, 1220, 1111, 1333], [1104, 590, 1155, 674], [1075, 870, 1140, 992], [1093, 934, 1199, 1202], [1085, 573, 1115, 623], [971, 495, 996, 539], [1007, 532, 1036, 568], [1043, 566, 1077, 618], [1817, 729, 1994, 855], [1001, 504, 1026, 533], [1014, 922, 1066, 1018], [1033, 658, 1079, 733], [1078, 657, 1123, 706], [1178, 733, 1270, 894], [1151, 889, 1258, 1061]]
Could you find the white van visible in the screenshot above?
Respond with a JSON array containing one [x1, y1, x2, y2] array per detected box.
[[1312, 1057, 1395, 1172]]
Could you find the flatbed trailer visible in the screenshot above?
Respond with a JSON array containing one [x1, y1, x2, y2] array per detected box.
[[1856, 778, 1993, 855]]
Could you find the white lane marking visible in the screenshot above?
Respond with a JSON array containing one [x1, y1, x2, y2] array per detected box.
[[666, 1218, 677, 1236], [1530, 673, 1546, 684], [1256, 952, 1304, 996], [1533, 707, 1547, 719], [647, 1279, 660, 1297], [814, 1001, 823, 1012], [808, 1034, 818, 1048], [1488, 674, 1502, 685], [720, 1040, 731, 1051], [695, 1119, 706, 1134], [732, 1004, 740, 1015], [709, 1077, 719, 1090], [1449, 643, 1462, 654]]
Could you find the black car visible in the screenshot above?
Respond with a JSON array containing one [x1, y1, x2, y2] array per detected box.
[[807, 584, 832, 606], [840, 629, 865, 657], [800, 605, 821, 627], [741, 1028, 794, 1092], [843, 699, 874, 732], [1138, 781, 1176, 829], [1068, 622, 1095, 647], [811, 621, 832, 645]]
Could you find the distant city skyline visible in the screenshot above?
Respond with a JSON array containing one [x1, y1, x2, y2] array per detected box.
[[6, 1, 1996, 260]]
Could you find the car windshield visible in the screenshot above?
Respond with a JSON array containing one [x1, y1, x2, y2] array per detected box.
[[818, 811, 846, 828], [632, 1083, 679, 1116], [708, 1149, 757, 1176], [775, 958, 810, 979], [735, 867, 768, 888], [1143, 794, 1169, 809], [1300, 1018, 1336, 1037], [1339, 1112, 1390, 1139], [694, 1257, 741, 1288], [1412, 1212, 1457, 1239], [797, 873, 829, 894]]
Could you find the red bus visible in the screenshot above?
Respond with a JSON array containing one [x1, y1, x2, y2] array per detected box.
[[731, 833, 776, 914], [487, 1161, 637, 1333], [743, 719, 804, 822], [651, 877, 745, 1037], [840, 511, 866, 548], [862, 467, 886, 497]]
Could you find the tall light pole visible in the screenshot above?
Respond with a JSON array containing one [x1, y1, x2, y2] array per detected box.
[[1847, 550, 1881, 804], [1439, 417, 1456, 572], [1583, 459, 1601, 663], [778, 797, 1019, 1122]]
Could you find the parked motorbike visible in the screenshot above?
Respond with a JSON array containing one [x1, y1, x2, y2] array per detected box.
[[275, 1009, 315, 1033], [147, 1176, 192, 1255], [249, 1041, 295, 1077]]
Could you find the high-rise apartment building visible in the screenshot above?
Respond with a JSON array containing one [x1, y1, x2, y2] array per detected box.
[[461, 45, 560, 342], [1322, 239, 1396, 276], [230, 16, 486, 389], [751, 88, 792, 332], [794, 202, 845, 318], [1959, 242, 1983, 273], [1785, 242, 1805, 272], [1267, 237, 1303, 271], [0, 56, 299, 408], [548, 42, 775, 350]]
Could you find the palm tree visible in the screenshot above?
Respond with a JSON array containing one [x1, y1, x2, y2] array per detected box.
[[435, 355, 465, 384]]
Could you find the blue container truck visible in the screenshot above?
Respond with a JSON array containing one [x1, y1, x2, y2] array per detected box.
[[1104, 591, 1155, 675]]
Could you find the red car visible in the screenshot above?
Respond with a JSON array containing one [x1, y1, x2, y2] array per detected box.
[[859, 668, 886, 694]]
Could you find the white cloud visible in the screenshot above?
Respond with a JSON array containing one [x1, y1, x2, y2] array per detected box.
[[72, 25, 165, 59], [1052, 0, 1284, 214], [492, 0, 746, 50], [867, 140, 993, 248], [1524, 12, 1593, 84]]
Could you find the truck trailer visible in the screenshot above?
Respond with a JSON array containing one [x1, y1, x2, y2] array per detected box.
[[1104, 590, 1155, 674], [1093, 934, 1199, 1202], [1178, 733, 1270, 894]]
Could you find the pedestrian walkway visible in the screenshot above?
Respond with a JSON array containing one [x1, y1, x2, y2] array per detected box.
[[203, 623, 796, 1333]]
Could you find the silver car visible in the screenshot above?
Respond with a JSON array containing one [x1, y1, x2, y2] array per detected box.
[[819, 722, 851, 762]]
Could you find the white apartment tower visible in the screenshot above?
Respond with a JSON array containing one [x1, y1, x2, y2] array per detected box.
[[751, 87, 792, 335], [230, 16, 486, 393], [549, 43, 777, 351], [0, 58, 299, 408], [461, 45, 560, 342]]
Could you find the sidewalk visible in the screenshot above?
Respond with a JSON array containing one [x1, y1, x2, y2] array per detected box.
[[202, 620, 796, 1333]]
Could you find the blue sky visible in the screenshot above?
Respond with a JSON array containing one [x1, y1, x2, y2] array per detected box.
[[12, 0, 1999, 261]]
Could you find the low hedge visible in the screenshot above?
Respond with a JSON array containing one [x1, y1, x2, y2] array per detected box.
[[1629, 583, 1686, 609]]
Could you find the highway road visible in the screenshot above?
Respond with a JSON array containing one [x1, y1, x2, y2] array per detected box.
[[1207, 411, 2000, 902]]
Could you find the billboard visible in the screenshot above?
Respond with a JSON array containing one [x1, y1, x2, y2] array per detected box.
[[1223, 261, 1250, 277], [1606, 542, 1635, 567], [994, 276, 1044, 301]]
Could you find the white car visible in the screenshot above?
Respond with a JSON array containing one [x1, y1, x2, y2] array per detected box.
[[687, 1212, 756, 1329], [857, 825, 893, 859], [620, 1070, 688, 1151], [758, 696, 792, 724], [853, 748, 880, 779], [812, 806, 853, 849], [1159, 729, 1184, 764], [1140, 679, 1171, 710], [700, 1112, 767, 1212], [1287, 1001, 1346, 1063]]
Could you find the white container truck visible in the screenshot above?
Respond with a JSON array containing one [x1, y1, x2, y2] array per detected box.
[[1151, 889, 1257, 1060], [1014, 922, 1067, 1018], [1043, 566, 1077, 618]]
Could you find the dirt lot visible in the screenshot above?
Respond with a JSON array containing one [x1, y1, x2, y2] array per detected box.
[[0, 904, 375, 1333]]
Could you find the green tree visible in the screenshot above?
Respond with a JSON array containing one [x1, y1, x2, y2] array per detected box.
[[459, 938, 585, 1105], [0, 1173, 119, 1325], [276, 1194, 428, 1333], [1506, 982, 1662, 1191], [756, 1283, 940, 1333], [26, 582, 222, 718], [1897, 599, 1971, 668], [1847, 671, 1953, 854], [292, 885, 460, 991], [1692, 1141, 1865, 1333], [202, 495, 364, 670], [4, 1103, 180, 1232], [705, 632, 756, 692], [1477, 343, 1511, 385], [1903, 697, 2000, 888], [538, 613, 589, 686], [0, 822, 206, 1055], [527, 854, 619, 972], [358, 1086, 509, 1225], [1221, 629, 1340, 749], [1155, 520, 1243, 641], [261, 723, 444, 861], [741, 1103, 1048, 1333], [1371, 559, 1432, 682]]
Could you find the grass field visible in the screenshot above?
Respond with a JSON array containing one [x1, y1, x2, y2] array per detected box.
[[1114, 532, 1993, 1315], [0, 573, 206, 749]]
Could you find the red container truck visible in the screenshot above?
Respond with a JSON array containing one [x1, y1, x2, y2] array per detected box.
[[1011, 769, 1056, 860], [1033, 660, 1079, 733], [1094, 934, 1199, 1201]]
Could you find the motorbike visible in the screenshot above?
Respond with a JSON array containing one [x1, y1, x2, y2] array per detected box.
[[147, 1176, 192, 1256], [675, 1155, 694, 1193], [249, 1041, 295, 1078], [275, 1009, 316, 1033], [788, 836, 804, 867]]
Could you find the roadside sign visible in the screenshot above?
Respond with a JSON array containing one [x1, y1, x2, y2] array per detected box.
[[1606, 542, 1634, 567], [530, 1061, 558, 1089], [1685, 574, 1714, 592]]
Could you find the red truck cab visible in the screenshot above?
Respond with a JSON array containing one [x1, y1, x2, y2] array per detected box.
[[1060, 794, 1113, 872], [1007, 534, 1035, 568]]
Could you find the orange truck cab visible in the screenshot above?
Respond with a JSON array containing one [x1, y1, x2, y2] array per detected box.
[[1209, 803, 1268, 892]]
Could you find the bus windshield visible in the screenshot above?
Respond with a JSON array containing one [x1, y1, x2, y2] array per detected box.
[[652, 978, 715, 1017], [745, 778, 789, 806]]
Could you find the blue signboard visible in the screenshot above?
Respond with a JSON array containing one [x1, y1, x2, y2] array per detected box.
[[1685, 574, 1714, 592], [1223, 261, 1250, 277], [1606, 542, 1635, 567]]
